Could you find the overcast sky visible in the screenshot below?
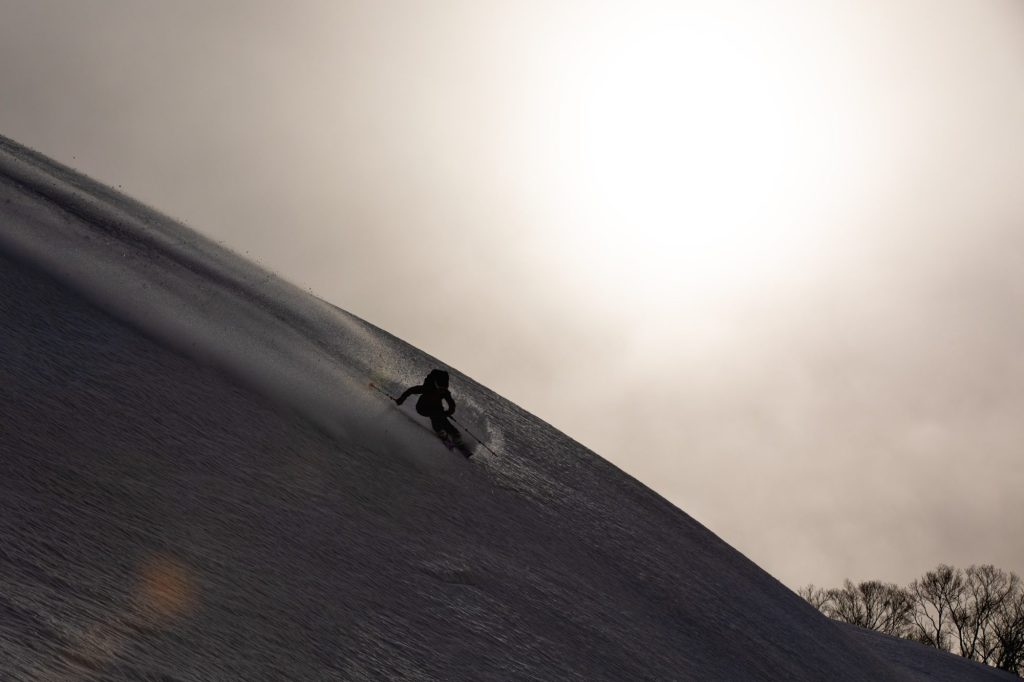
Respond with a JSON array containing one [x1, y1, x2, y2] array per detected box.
[[2, 0, 1022, 589]]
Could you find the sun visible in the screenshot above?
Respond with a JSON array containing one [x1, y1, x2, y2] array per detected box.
[[527, 6, 858, 309]]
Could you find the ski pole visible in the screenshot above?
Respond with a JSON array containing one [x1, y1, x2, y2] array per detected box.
[[451, 416, 499, 457], [368, 382, 397, 401]]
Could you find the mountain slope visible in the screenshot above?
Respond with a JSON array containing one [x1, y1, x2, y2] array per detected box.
[[0, 135, 1012, 680]]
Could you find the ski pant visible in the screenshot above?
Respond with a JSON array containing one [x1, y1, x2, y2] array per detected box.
[[429, 413, 460, 439]]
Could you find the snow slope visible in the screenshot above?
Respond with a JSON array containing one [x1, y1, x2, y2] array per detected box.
[[0, 135, 1013, 680]]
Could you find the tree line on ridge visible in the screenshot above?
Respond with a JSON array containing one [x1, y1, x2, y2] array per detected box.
[[800, 564, 1024, 676]]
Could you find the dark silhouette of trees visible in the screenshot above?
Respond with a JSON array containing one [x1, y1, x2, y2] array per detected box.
[[954, 565, 1020, 664], [799, 580, 913, 637], [993, 589, 1024, 673], [798, 584, 831, 611], [802, 564, 1024, 677], [908, 564, 963, 651]]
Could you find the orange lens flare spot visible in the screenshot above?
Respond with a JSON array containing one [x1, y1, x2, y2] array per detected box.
[[136, 554, 197, 621]]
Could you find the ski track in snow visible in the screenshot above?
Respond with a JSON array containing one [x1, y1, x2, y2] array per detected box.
[[0, 135, 1016, 680]]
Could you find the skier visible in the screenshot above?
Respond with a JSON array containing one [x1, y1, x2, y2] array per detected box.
[[395, 369, 464, 450]]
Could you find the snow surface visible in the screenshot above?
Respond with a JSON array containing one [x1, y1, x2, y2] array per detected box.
[[0, 134, 1015, 680]]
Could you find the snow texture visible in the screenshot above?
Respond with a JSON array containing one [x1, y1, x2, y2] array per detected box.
[[0, 135, 1015, 680]]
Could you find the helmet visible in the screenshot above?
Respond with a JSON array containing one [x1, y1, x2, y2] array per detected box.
[[426, 369, 449, 389]]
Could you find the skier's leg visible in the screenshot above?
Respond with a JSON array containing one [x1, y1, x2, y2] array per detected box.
[[428, 413, 470, 455], [430, 413, 455, 437]]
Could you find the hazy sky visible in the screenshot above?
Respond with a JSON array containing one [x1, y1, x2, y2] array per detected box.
[[2, 0, 1022, 589]]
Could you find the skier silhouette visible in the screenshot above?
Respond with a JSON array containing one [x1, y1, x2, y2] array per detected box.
[[395, 369, 463, 447]]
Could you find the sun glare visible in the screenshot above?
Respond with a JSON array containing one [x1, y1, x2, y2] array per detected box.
[[533, 7, 861, 308]]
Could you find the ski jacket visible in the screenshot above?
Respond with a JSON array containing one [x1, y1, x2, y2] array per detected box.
[[397, 374, 455, 417]]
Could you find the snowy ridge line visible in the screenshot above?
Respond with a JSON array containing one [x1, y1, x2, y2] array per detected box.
[[0, 136, 445, 467]]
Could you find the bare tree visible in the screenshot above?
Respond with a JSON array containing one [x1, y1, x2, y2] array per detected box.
[[992, 584, 1024, 674], [908, 564, 964, 652], [798, 584, 833, 612], [872, 582, 915, 637], [823, 580, 913, 637], [949, 565, 1020, 665]]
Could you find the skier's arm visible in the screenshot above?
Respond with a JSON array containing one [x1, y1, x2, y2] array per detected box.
[[443, 391, 456, 416], [395, 385, 423, 405]]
